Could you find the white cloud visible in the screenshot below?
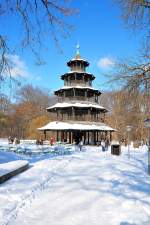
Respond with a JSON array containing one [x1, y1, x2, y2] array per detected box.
[[7, 54, 30, 78], [35, 75, 42, 81], [97, 57, 115, 69]]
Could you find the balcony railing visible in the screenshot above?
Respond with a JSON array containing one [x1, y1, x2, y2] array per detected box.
[[64, 81, 92, 87], [57, 96, 99, 104], [51, 114, 105, 123]]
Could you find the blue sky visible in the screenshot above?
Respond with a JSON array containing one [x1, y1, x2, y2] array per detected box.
[[1, 0, 142, 95]]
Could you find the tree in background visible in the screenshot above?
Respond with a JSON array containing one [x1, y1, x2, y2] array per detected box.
[[116, 0, 150, 29], [0, 84, 57, 138], [0, 95, 12, 137], [0, 0, 76, 92], [28, 115, 50, 139], [112, 0, 150, 92], [102, 0, 150, 142], [104, 91, 147, 141]]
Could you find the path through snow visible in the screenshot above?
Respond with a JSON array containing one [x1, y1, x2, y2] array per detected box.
[[0, 147, 150, 225]]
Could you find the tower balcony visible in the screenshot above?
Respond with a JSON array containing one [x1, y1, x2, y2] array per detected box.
[[61, 71, 95, 81], [51, 112, 105, 123], [64, 81, 92, 87], [57, 96, 99, 104]]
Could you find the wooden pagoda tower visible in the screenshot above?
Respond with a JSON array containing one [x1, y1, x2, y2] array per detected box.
[[39, 45, 114, 144]]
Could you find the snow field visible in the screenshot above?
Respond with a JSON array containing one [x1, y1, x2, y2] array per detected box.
[[0, 156, 72, 225], [0, 146, 150, 225]]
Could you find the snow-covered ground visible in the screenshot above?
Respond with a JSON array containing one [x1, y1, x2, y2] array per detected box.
[[0, 160, 28, 177], [0, 145, 150, 225]]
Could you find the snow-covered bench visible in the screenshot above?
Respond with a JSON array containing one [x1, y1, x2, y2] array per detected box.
[[0, 160, 29, 184], [20, 140, 36, 145]]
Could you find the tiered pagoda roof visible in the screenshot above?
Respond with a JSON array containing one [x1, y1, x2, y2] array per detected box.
[[61, 71, 95, 81], [47, 102, 107, 112], [39, 121, 114, 131]]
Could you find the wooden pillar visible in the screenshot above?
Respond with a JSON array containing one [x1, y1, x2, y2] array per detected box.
[[67, 131, 69, 142], [44, 130, 46, 140], [88, 108, 90, 120], [83, 132, 86, 144], [88, 131, 89, 145], [61, 131, 63, 142], [61, 130, 64, 142], [85, 89, 87, 97], [63, 91, 65, 98], [71, 131, 73, 143], [110, 132, 112, 142], [93, 131, 96, 145], [106, 131, 108, 140], [75, 73, 77, 85], [56, 130, 59, 142], [64, 130, 67, 141], [72, 107, 75, 120], [69, 131, 71, 144], [73, 88, 75, 97], [105, 131, 107, 140], [82, 74, 84, 82], [94, 111, 96, 121]]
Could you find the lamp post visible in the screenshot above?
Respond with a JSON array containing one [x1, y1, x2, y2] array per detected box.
[[144, 119, 150, 175], [126, 125, 132, 159]]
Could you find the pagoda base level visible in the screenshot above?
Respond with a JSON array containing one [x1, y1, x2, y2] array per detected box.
[[41, 130, 113, 145], [38, 121, 115, 145]]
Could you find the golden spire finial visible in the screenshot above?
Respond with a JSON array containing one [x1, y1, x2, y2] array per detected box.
[[75, 42, 80, 59]]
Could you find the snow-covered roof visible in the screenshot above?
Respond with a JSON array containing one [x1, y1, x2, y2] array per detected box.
[[55, 85, 101, 94], [67, 58, 89, 67], [62, 70, 95, 77], [64, 71, 92, 74], [61, 71, 95, 79], [55, 86, 100, 92], [70, 58, 87, 61], [38, 121, 115, 131], [47, 102, 107, 110], [67, 58, 89, 63]]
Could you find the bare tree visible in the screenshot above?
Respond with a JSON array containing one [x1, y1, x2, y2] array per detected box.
[[109, 0, 150, 93], [107, 58, 150, 91], [104, 90, 148, 142], [115, 0, 150, 31], [0, 0, 77, 87], [0, 84, 57, 138]]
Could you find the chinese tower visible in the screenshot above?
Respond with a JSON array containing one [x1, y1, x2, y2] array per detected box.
[[39, 45, 114, 144]]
